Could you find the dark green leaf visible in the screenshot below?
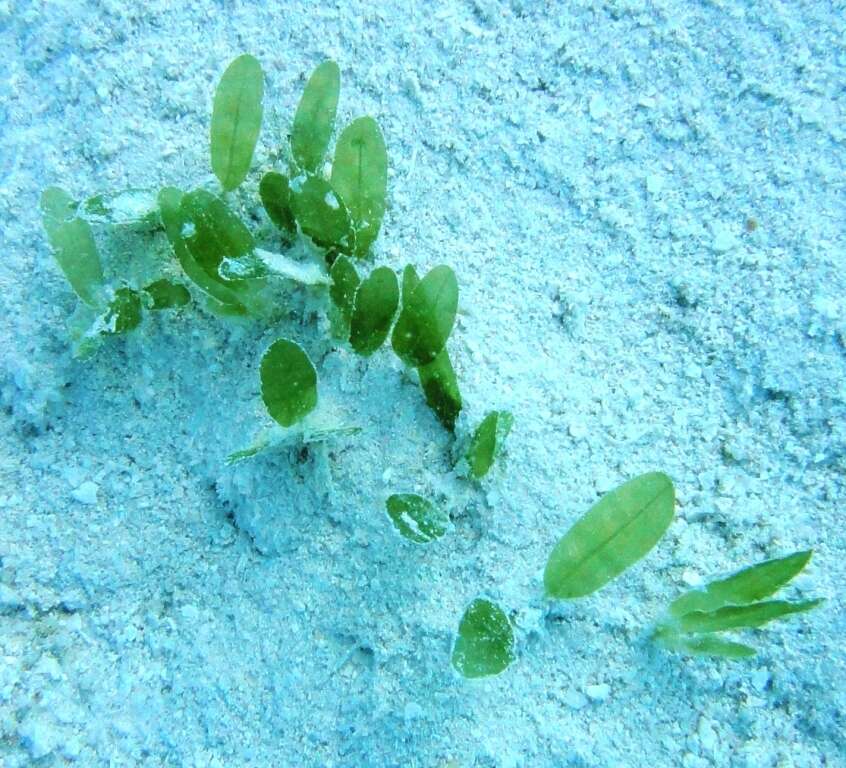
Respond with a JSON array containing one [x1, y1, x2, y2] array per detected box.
[[330, 117, 388, 256], [451, 598, 516, 679], [401, 264, 420, 301], [143, 279, 191, 309], [259, 172, 296, 234], [289, 174, 355, 252], [466, 410, 513, 478], [260, 338, 318, 427], [544, 472, 675, 600], [158, 187, 247, 315], [102, 288, 142, 334], [418, 348, 462, 432], [669, 550, 814, 618], [291, 61, 340, 173], [657, 631, 756, 659], [350, 266, 399, 355], [210, 54, 264, 191], [41, 186, 103, 308], [180, 188, 255, 284], [385, 493, 449, 544], [329, 255, 359, 329], [675, 599, 823, 634], [391, 265, 459, 367]]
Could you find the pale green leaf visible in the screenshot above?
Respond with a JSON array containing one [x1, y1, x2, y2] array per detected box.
[[675, 599, 824, 634], [544, 472, 675, 599], [330, 117, 387, 256], [260, 339, 318, 427], [259, 172, 296, 235], [401, 264, 420, 300], [656, 631, 756, 659], [81, 188, 160, 230], [210, 54, 264, 191], [329, 255, 360, 337], [669, 550, 813, 618], [391, 265, 459, 367], [350, 266, 398, 355], [291, 60, 340, 173], [451, 598, 516, 679], [41, 186, 104, 308], [100, 288, 143, 334], [418, 348, 462, 432], [466, 410, 513, 478], [385, 493, 449, 544]]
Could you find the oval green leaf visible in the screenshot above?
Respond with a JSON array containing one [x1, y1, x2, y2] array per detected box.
[[385, 493, 449, 544], [544, 472, 675, 600], [391, 265, 458, 367], [291, 60, 340, 173], [41, 186, 104, 308], [143, 279, 191, 310], [289, 174, 355, 252], [259, 171, 296, 235], [330, 117, 388, 257], [210, 54, 264, 191], [451, 598, 516, 679], [260, 339, 318, 427], [418, 348, 462, 432], [466, 410, 513, 478], [350, 266, 399, 355], [401, 264, 420, 301], [158, 187, 247, 316]]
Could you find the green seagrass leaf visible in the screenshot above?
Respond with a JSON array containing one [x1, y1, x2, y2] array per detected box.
[[385, 493, 449, 544], [466, 410, 513, 478], [260, 338, 318, 428], [289, 174, 355, 253], [99, 287, 142, 335], [330, 117, 387, 257], [391, 265, 458, 367], [291, 60, 340, 173], [451, 598, 516, 679], [259, 171, 296, 235], [675, 599, 824, 634], [41, 186, 104, 308], [210, 54, 264, 191], [158, 187, 248, 316], [418, 348, 462, 432], [657, 631, 756, 659], [143, 279, 191, 310], [401, 264, 420, 301], [544, 472, 675, 600], [349, 266, 398, 355], [668, 551, 814, 618]]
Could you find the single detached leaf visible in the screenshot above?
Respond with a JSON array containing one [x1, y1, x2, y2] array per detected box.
[[657, 631, 756, 660], [418, 348, 462, 432], [158, 187, 247, 315], [330, 117, 388, 256], [210, 54, 264, 191], [391, 265, 459, 367], [669, 550, 813, 619], [260, 339, 318, 427], [143, 279, 191, 309], [289, 174, 355, 252], [291, 60, 340, 173], [350, 266, 399, 355], [675, 599, 823, 635], [385, 493, 449, 544], [401, 264, 420, 301], [544, 472, 675, 600], [451, 598, 516, 679], [41, 186, 104, 308], [101, 288, 142, 334], [180, 188, 255, 283], [466, 410, 513, 479], [259, 172, 296, 234]]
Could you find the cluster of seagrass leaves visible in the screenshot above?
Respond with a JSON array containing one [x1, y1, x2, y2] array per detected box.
[[451, 472, 822, 678]]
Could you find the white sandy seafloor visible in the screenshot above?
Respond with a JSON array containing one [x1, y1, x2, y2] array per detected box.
[[1, 0, 844, 765]]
